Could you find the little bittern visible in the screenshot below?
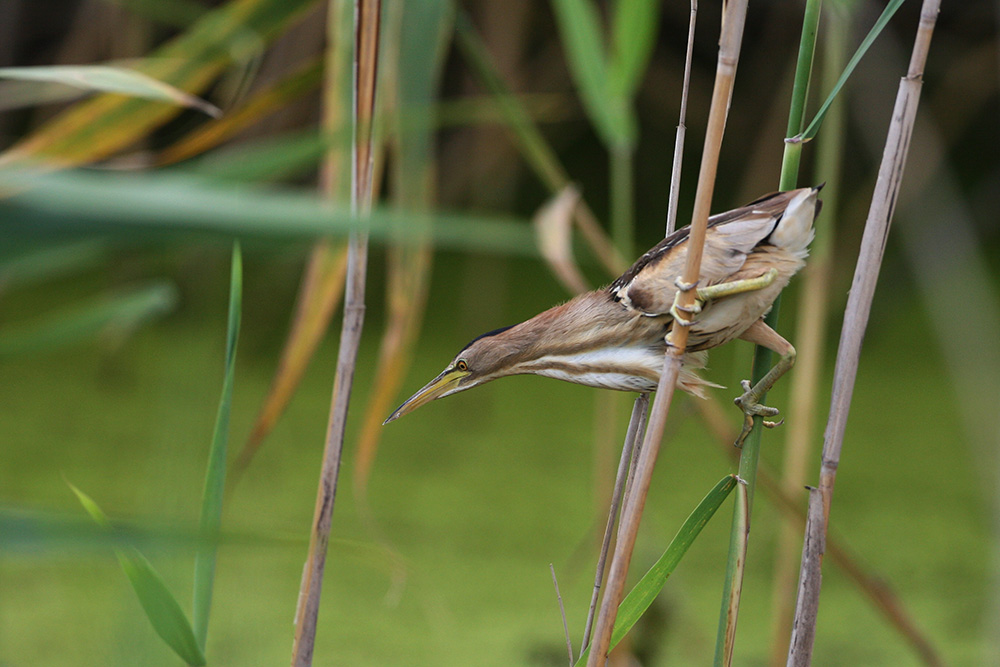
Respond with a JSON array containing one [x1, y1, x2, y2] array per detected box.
[[385, 186, 821, 445]]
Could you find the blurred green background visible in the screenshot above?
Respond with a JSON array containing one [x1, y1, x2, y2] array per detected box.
[[1, 1, 998, 665]]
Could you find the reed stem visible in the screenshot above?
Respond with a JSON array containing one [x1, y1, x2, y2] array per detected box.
[[713, 2, 821, 662], [290, 2, 381, 665], [787, 1, 941, 662], [584, 3, 751, 663]]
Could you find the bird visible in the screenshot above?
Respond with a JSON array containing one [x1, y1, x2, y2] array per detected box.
[[384, 186, 822, 446]]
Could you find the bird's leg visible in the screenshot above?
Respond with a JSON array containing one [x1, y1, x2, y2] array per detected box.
[[732, 318, 796, 448], [696, 268, 778, 302], [670, 269, 779, 330]]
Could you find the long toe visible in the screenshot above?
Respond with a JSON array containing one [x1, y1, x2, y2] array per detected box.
[[734, 382, 780, 418], [734, 414, 754, 448]]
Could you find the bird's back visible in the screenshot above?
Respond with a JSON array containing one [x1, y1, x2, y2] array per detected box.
[[609, 189, 816, 318]]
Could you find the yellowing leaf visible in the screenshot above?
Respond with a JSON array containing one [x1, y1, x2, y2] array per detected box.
[[0, 65, 221, 116]]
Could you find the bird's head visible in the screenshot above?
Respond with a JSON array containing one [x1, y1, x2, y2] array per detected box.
[[383, 325, 526, 424]]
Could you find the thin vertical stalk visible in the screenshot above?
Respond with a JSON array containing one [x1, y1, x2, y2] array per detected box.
[[580, 9, 697, 648], [665, 0, 697, 236], [585, 3, 751, 664], [714, 0, 821, 658], [580, 393, 649, 656], [713, 3, 821, 663], [769, 6, 847, 662], [719, 478, 750, 667], [551, 563, 574, 665], [787, 1, 941, 663], [694, 398, 942, 665], [610, 142, 634, 258], [291, 2, 381, 666]]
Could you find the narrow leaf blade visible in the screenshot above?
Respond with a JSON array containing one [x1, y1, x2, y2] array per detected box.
[[158, 58, 324, 167], [67, 483, 112, 529], [799, 0, 906, 141], [0, 65, 221, 117], [575, 475, 738, 665], [192, 242, 242, 647], [2, 0, 316, 165], [67, 484, 206, 666], [716, 478, 750, 666], [0, 282, 178, 357], [118, 550, 208, 666], [550, 0, 630, 146], [0, 166, 538, 256], [608, 0, 659, 101]]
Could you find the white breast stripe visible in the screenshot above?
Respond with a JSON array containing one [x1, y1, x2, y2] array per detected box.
[[524, 347, 662, 391]]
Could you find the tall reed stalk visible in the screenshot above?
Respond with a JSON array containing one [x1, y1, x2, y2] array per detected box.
[[665, 0, 697, 236], [787, 1, 942, 662], [714, 3, 821, 663], [585, 2, 751, 663], [290, 2, 381, 665], [769, 5, 847, 661], [579, 2, 697, 656]]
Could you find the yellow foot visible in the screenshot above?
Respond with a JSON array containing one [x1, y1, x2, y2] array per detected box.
[[732, 380, 781, 447]]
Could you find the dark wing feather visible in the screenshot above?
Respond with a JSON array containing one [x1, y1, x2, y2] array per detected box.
[[609, 224, 691, 295], [608, 190, 801, 315]]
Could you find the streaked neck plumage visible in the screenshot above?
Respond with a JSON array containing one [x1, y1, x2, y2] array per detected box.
[[465, 291, 668, 392]]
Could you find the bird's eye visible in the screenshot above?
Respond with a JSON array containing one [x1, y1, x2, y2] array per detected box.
[[456, 359, 469, 372]]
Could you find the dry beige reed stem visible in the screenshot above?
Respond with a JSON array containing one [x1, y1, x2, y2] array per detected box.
[[786, 1, 941, 664], [291, 1, 381, 665], [580, 2, 695, 654], [584, 1, 751, 663], [580, 393, 649, 656]]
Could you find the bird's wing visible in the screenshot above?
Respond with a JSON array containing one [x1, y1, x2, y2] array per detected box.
[[610, 191, 799, 316]]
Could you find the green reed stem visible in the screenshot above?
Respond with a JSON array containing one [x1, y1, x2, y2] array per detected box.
[[713, 1, 822, 663]]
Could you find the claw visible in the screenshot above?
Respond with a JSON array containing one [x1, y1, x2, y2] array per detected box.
[[669, 285, 703, 327], [669, 300, 701, 326], [674, 277, 699, 292], [732, 380, 781, 447]]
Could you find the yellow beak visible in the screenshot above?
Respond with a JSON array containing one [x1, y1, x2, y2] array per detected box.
[[383, 368, 470, 424]]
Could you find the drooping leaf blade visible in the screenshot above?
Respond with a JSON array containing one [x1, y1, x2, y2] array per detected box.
[[0, 281, 178, 357], [67, 483, 206, 666], [575, 475, 738, 665], [157, 58, 324, 166], [0, 65, 221, 116], [2, 0, 318, 165]]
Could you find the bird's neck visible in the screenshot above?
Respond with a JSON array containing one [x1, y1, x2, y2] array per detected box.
[[487, 291, 665, 391]]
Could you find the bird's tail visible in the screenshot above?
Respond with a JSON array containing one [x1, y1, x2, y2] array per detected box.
[[769, 186, 820, 260], [679, 350, 724, 399]]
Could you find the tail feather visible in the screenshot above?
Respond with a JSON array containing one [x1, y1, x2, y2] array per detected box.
[[769, 187, 819, 260]]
